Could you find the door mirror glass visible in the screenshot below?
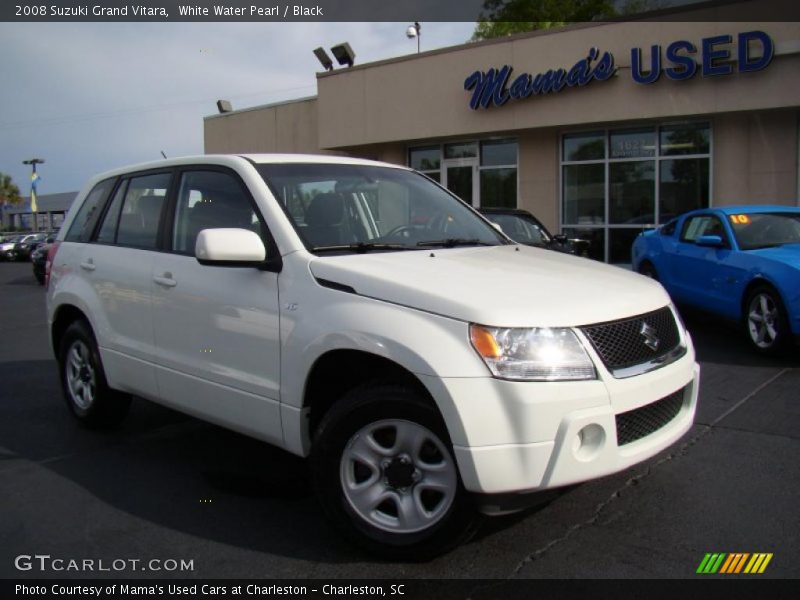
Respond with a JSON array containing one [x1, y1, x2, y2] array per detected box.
[[195, 228, 266, 265]]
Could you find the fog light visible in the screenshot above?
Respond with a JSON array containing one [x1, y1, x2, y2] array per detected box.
[[573, 424, 605, 462]]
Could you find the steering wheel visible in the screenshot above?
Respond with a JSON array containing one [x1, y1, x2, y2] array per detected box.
[[383, 225, 417, 240]]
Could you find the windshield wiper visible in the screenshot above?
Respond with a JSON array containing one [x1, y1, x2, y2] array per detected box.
[[417, 238, 494, 248], [314, 242, 414, 253]]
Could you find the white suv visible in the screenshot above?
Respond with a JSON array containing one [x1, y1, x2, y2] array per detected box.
[[46, 155, 699, 558]]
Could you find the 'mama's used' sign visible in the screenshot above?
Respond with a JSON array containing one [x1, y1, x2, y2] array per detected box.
[[464, 31, 774, 110]]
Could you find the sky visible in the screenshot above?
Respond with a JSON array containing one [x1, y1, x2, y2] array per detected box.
[[0, 22, 476, 196]]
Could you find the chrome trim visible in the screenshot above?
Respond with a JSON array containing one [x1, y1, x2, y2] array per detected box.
[[610, 344, 687, 379]]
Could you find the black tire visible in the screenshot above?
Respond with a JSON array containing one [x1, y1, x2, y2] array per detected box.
[[311, 384, 479, 560], [58, 320, 131, 427], [638, 261, 658, 281], [744, 285, 790, 355]]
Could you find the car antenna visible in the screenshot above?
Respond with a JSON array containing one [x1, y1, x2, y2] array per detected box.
[[160, 150, 167, 159]]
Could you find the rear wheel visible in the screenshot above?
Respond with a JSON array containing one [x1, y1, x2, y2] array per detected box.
[[58, 320, 131, 427], [744, 286, 790, 355], [311, 384, 478, 560]]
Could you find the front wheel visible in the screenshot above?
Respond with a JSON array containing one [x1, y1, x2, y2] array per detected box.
[[311, 384, 478, 560], [745, 286, 790, 355], [58, 320, 131, 427]]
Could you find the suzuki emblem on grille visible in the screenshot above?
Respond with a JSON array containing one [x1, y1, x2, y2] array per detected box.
[[640, 322, 660, 351]]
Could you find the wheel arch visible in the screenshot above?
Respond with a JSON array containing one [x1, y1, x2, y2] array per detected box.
[[303, 349, 441, 446], [740, 276, 784, 321], [51, 303, 94, 357]]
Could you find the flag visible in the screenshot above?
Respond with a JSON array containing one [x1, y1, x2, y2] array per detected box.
[[30, 172, 41, 213]]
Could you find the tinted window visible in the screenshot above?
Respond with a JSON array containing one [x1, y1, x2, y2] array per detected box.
[[116, 173, 171, 249], [64, 178, 115, 242], [660, 220, 677, 236], [172, 170, 263, 254], [95, 181, 127, 244]]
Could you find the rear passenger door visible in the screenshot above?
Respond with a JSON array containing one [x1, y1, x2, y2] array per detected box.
[[81, 170, 172, 401], [150, 167, 283, 446]]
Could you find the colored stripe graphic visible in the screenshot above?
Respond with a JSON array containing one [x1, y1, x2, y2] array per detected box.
[[698, 553, 773, 574], [744, 553, 773, 574]]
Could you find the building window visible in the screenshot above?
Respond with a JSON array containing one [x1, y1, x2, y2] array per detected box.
[[408, 139, 517, 208], [561, 122, 710, 263], [409, 146, 441, 183]]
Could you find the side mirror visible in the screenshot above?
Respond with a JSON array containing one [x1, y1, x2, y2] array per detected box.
[[195, 228, 266, 266], [696, 234, 724, 248], [553, 234, 568, 244]]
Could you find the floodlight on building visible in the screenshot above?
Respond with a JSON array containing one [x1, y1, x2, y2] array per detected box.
[[216, 100, 233, 114], [330, 42, 355, 68], [406, 22, 421, 53], [313, 47, 334, 71]]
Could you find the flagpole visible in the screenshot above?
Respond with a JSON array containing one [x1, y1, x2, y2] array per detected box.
[[23, 158, 44, 232]]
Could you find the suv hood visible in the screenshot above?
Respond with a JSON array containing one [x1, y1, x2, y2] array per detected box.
[[309, 245, 670, 327]]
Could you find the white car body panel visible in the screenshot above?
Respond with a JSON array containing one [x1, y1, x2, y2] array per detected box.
[[47, 154, 700, 500]]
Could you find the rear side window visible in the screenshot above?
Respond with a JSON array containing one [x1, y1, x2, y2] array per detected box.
[[172, 170, 263, 254], [64, 178, 115, 242], [114, 173, 171, 249]]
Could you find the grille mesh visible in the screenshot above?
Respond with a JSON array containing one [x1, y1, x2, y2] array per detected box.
[[615, 387, 686, 446], [580, 307, 680, 371]]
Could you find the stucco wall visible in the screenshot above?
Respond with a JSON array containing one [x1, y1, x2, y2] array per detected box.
[[315, 20, 800, 150], [204, 98, 322, 154]]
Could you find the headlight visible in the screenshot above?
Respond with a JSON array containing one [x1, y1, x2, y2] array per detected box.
[[470, 325, 596, 381]]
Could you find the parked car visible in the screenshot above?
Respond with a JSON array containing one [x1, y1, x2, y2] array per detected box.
[[479, 207, 589, 255], [32, 240, 54, 284], [15, 232, 51, 261], [48, 155, 698, 558], [0, 235, 24, 261], [631, 205, 800, 354]]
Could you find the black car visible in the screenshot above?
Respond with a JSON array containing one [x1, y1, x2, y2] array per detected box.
[[31, 240, 54, 284], [479, 208, 589, 255], [15, 233, 52, 261]]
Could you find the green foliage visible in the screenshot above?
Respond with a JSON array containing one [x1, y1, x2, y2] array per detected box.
[[0, 172, 22, 206], [471, 0, 668, 41]]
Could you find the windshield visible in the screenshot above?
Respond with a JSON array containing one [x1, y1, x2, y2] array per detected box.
[[257, 163, 506, 252], [484, 213, 550, 246], [729, 212, 800, 250]]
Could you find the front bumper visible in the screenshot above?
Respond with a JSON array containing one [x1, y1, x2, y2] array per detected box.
[[421, 340, 699, 495]]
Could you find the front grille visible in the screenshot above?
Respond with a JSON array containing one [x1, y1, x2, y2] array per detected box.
[[615, 387, 686, 446], [580, 306, 681, 371]]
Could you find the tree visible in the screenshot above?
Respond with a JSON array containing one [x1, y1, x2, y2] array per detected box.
[[471, 0, 667, 41], [0, 172, 22, 207]]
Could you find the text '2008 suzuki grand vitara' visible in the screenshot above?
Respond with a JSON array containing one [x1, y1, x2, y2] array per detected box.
[[46, 155, 699, 558]]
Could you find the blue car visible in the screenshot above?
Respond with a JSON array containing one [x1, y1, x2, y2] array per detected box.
[[631, 205, 800, 354]]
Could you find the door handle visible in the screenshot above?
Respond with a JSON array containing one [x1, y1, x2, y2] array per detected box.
[[153, 273, 177, 288], [80, 259, 96, 271]]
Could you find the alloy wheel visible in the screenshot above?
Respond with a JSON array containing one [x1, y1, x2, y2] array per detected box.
[[340, 418, 457, 534]]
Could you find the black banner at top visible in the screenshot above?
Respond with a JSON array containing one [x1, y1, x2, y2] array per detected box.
[[2, 0, 800, 22]]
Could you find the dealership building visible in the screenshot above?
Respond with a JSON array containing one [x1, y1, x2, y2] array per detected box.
[[204, 0, 800, 264]]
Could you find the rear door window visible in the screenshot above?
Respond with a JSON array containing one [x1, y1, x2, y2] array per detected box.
[[64, 178, 115, 242]]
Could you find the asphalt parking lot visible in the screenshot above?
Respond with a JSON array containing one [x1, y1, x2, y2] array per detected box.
[[1, 260, 798, 581]]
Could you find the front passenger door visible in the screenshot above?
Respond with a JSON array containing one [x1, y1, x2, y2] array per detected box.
[[150, 168, 282, 445], [670, 213, 741, 317]]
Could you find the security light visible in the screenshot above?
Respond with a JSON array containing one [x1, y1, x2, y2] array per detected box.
[[313, 47, 334, 71], [330, 42, 355, 68]]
